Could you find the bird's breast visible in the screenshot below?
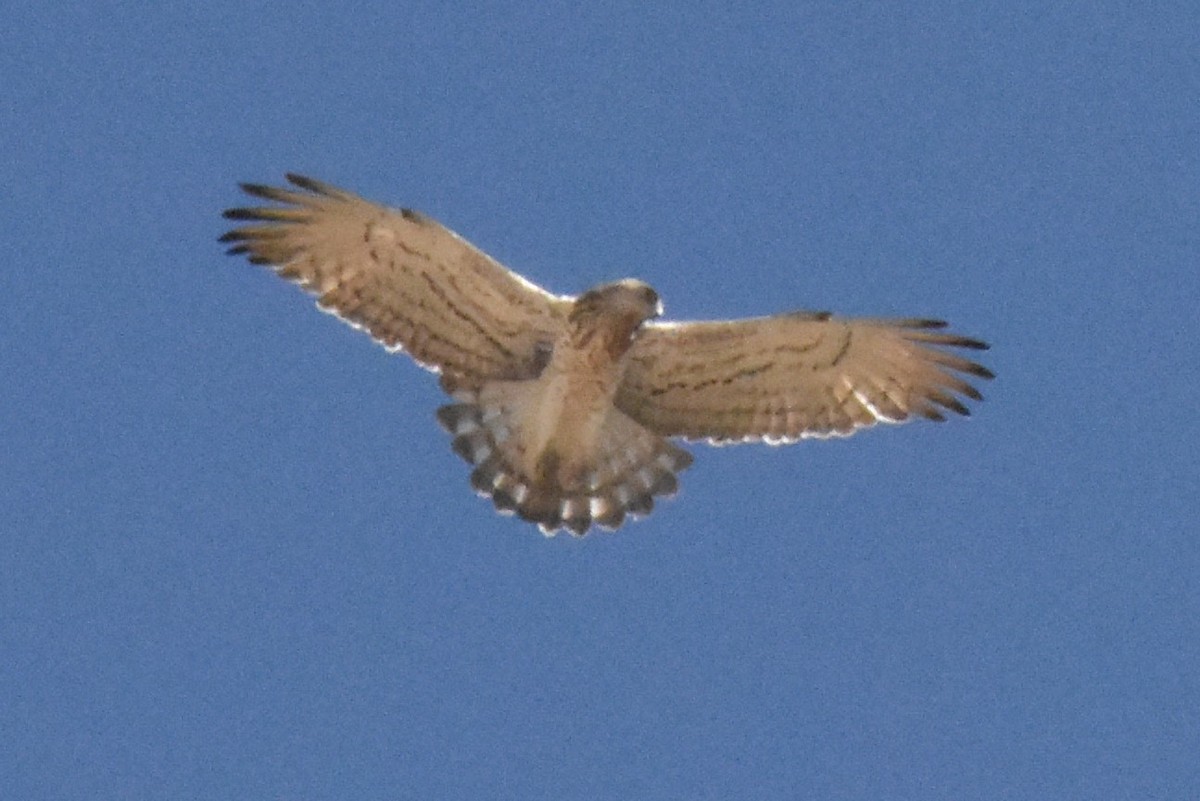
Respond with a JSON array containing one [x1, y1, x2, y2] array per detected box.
[[515, 329, 629, 487]]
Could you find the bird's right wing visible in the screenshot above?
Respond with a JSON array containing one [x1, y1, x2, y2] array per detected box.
[[221, 174, 571, 385]]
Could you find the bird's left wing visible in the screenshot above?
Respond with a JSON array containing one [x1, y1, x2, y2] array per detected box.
[[616, 312, 993, 443], [221, 174, 571, 384]]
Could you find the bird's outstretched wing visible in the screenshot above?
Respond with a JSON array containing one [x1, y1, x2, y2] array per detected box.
[[616, 312, 993, 443], [221, 174, 570, 384]]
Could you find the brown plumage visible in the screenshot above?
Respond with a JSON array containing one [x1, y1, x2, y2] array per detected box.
[[221, 174, 993, 536]]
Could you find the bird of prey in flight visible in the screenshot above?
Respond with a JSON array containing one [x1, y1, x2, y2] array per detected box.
[[221, 174, 992, 536]]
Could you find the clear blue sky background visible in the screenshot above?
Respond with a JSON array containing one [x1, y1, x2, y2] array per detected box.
[[4, 2, 1198, 798]]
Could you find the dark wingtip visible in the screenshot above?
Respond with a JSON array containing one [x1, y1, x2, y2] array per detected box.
[[942, 398, 970, 417], [920, 407, 947, 422], [959, 384, 984, 402], [285, 173, 328, 194], [970, 364, 996, 380], [237, 181, 273, 197]]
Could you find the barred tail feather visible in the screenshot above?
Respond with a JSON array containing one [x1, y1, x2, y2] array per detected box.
[[436, 400, 692, 537]]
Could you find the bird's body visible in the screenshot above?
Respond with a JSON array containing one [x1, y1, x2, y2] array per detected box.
[[436, 279, 691, 534], [221, 174, 992, 536]]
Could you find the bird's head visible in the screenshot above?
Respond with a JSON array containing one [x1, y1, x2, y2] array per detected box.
[[568, 279, 663, 353], [572, 278, 662, 324]]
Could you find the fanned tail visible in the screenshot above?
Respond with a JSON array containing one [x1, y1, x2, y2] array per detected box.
[[436, 392, 692, 537]]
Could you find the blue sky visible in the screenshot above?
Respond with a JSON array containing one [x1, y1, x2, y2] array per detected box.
[[4, 2, 1198, 798]]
